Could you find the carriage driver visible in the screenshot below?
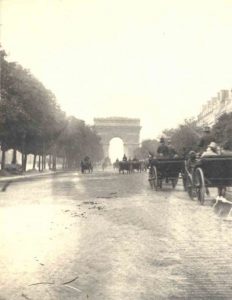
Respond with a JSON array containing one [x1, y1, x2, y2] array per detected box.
[[122, 154, 128, 161], [157, 137, 169, 158], [198, 126, 215, 154]]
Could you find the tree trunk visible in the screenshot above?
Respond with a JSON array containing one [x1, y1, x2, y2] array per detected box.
[[38, 155, 41, 172], [11, 149, 17, 164], [62, 157, 65, 170], [21, 153, 24, 170], [48, 155, 52, 170], [42, 155, 44, 171], [52, 155, 56, 171], [21, 153, 27, 172], [43, 155, 46, 170], [33, 154, 37, 169], [24, 154, 27, 172], [1, 149, 6, 170]]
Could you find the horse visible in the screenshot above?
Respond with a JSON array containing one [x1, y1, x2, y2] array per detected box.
[[131, 161, 142, 172], [119, 161, 132, 174]]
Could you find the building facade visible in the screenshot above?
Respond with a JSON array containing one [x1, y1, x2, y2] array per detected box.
[[197, 89, 232, 127]]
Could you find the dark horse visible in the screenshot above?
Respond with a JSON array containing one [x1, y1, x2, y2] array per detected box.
[[131, 161, 142, 172], [119, 161, 132, 174], [81, 160, 93, 173]]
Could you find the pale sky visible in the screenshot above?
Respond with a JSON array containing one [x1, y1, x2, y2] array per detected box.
[[1, 0, 232, 140]]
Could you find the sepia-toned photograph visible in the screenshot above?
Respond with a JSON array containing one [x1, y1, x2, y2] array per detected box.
[[0, 0, 232, 299]]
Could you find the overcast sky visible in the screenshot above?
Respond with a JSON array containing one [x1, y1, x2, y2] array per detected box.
[[1, 0, 232, 140]]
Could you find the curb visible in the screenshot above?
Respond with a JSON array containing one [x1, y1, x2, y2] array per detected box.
[[0, 170, 65, 183]]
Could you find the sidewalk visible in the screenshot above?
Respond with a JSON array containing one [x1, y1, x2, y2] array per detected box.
[[0, 169, 64, 182]]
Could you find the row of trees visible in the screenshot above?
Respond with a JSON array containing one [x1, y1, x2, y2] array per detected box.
[[134, 113, 232, 159], [0, 46, 103, 172], [134, 139, 159, 159]]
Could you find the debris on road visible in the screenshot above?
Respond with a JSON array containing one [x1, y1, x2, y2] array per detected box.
[[62, 275, 79, 285]]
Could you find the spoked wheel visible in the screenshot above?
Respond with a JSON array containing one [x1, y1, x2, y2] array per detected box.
[[194, 168, 206, 205], [186, 174, 194, 200], [148, 166, 158, 190]]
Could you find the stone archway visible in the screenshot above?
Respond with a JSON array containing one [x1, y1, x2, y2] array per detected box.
[[94, 117, 141, 159]]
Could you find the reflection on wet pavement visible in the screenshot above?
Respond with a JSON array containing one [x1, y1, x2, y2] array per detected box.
[[1, 170, 232, 299]]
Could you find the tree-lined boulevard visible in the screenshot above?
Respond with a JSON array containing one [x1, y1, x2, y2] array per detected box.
[[1, 45, 232, 173], [1, 43, 232, 300], [1, 0, 232, 298]]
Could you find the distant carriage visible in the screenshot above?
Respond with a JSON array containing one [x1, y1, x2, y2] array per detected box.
[[148, 158, 184, 190], [118, 160, 143, 174], [81, 160, 93, 173], [102, 161, 107, 171], [131, 160, 142, 172], [118, 161, 132, 174], [102, 157, 111, 171]]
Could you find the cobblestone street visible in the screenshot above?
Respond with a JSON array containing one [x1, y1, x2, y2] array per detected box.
[[1, 170, 232, 300]]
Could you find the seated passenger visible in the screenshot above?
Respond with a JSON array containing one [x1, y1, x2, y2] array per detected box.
[[157, 137, 169, 158], [221, 141, 232, 156], [148, 151, 154, 159], [167, 140, 177, 158], [201, 142, 218, 157]]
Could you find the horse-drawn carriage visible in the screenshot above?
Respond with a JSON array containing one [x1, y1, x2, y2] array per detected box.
[[81, 159, 93, 173], [184, 156, 232, 205], [118, 160, 142, 174], [148, 158, 184, 190], [119, 161, 131, 173]]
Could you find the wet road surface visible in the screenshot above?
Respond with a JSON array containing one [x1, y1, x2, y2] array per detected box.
[[1, 170, 232, 300]]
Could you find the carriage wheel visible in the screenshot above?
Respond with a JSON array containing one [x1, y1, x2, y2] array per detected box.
[[186, 175, 194, 200], [148, 166, 158, 190], [194, 168, 206, 205], [148, 167, 154, 189]]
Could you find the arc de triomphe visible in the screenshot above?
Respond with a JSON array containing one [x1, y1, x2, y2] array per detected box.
[[94, 117, 141, 159]]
